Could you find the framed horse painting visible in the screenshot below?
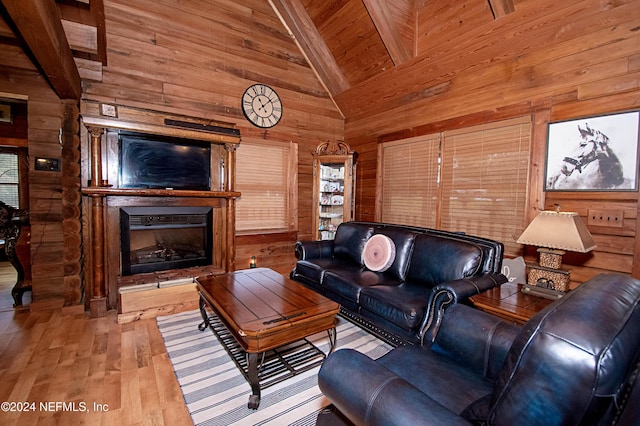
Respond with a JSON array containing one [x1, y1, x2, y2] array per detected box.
[[545, 111, 640, 192]]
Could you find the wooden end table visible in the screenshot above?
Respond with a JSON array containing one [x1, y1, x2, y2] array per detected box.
[[196, 267, 340, 409], [469, 281, 554, 324]]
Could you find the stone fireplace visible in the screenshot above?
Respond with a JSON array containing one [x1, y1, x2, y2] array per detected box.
[[80, 104, 241, 317]]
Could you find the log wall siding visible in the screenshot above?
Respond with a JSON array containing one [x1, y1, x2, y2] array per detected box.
[[80, 0, 343, 275], [344, 0, 640, 284], [0, 66, 83, 305]]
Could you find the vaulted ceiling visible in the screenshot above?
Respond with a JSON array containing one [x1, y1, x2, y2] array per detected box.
[[0, 0, 514, 101]]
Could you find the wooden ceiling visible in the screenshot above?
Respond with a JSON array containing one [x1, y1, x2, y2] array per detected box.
[[0, 0, 513, 101]]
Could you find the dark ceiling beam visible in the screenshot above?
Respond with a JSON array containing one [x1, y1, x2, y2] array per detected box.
[[362, 0, 412, 66], [269, 0, 350, 97], [487, 0, 515, 19], [1, 0, 81, 99]]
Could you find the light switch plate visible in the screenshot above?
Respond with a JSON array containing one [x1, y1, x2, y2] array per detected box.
[[587, 209, 623, 228]]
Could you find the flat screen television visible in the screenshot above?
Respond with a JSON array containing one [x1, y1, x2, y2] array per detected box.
[[119, 131, 211, 191]]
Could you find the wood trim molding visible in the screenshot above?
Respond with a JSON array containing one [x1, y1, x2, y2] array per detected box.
[[81, 102, 242, 145]]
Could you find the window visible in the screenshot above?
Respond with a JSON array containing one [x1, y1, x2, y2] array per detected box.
[[0, 152, 20, 208], [378, 116, 531, 256], [440, 117, 531, 255], [236, 138, 297, 234], [379, 134, 440, 228]]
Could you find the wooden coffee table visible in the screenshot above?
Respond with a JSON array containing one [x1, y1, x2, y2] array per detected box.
[[196, 267, 340, 409]]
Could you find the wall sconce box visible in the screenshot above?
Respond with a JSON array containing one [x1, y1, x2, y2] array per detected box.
[[35, 157, 61, 172]]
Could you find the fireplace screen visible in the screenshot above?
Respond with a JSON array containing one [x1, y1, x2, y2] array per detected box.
[[120, 206, 213, 275]]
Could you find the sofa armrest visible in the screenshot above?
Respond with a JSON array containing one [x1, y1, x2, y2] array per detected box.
[[294, 240, 334, 260], [430, 304, 519, 380], [318, 349, 472, 426], [418, 272, 508, 344]]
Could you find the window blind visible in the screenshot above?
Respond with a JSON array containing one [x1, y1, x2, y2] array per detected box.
[[0, 152, 19, 208], [379, 134, 440, 228], [440, 116, 531, 255], [236, 139, 293, 233]]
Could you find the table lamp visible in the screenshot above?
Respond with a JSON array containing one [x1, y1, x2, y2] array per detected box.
[[516, 210, 596, 299]]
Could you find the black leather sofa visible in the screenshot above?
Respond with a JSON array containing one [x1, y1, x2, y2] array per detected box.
[[317, 273, 640, 425], [291, 221, 507, 345]]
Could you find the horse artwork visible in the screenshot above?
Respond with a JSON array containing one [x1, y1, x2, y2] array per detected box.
[[546, 122, 636, 191]]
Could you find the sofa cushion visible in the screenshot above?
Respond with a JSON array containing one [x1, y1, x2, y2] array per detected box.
[[369, 228, 418, 281], [323, 269, 402, 304], [377, 346, 495, 415], [360, 283, 432, 331], [362, 234, 396, 272], [333, 222, 375, 265], [406, 234, 482, 286]]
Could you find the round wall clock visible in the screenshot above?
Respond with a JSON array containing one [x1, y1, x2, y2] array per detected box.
[[241, 83, 283, 128]]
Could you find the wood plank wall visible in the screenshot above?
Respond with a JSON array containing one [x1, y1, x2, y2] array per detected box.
[[80, 0, 343, 274], [342, 0, 640, 285]]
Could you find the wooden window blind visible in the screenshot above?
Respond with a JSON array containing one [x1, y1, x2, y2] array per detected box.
[[0, 152, 19, 208], [440, 116, 531, 255], [236, 139, 296, 233], [379, 134, 440, 228]]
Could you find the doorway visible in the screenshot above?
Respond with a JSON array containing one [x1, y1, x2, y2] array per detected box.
[[0, 99, 30, 309]]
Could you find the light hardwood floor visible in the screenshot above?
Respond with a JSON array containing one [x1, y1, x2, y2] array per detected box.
[[0, 306, 193, 425]]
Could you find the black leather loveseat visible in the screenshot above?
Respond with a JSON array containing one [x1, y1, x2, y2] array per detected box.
[[318, 273, 640, 425], [291, 221, 507, 345]]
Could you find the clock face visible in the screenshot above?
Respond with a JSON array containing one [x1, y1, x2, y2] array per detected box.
[[241, 84, 283, 128]]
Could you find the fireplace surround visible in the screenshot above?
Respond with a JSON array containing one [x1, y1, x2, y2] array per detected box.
[[81, 104, 241, 317]]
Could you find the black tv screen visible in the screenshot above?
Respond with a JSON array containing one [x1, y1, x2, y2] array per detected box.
[[119, 132, 211, 191]]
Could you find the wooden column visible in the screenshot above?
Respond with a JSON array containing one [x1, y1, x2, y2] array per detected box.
[[87, 126, 108, 317], [225, 143, 237, 191], [225, 143, 238, 271]]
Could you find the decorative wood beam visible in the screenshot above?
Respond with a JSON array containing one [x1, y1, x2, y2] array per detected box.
[[487, 0, 515, 19], [57, 0, 106, 64], [362, 0, 412, 65], [1, 0, 81, 99], [268, 0, 350, 97], [89, 0, 107, 65]]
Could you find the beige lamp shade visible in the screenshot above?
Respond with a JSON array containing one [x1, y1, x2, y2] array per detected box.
[[517, 211, 597, 253]]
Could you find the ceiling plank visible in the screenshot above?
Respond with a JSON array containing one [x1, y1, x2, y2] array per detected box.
[[1, 0, 81, 99], [362, 0, 412, 65], [269, 0, 350, 97], [487, 0, 515, 19]]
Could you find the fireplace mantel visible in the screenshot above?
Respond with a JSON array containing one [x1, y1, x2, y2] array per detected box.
[[80, 103, 241, 317], [82, 187, 241, 198]]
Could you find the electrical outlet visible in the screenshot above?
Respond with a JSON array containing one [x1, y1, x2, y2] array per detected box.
[[587, 209, 623, 228]]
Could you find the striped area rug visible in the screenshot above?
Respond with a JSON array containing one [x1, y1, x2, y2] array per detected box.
[[157, 309, 392, 426]]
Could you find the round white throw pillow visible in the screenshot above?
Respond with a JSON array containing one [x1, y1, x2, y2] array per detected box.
[[363, 234, 396, 272]]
